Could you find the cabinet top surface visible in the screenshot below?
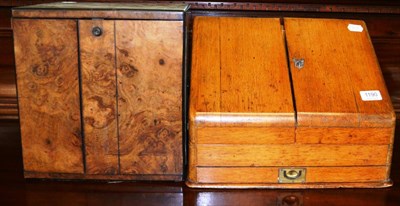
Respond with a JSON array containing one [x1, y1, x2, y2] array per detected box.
[[13, 2, 190, 11], [12, 2, 189, 19]]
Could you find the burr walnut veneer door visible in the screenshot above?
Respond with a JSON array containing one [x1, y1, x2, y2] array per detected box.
[[79, 20, 119, 175], [116, 21, 183, 176], [13, 19, 83, 174]]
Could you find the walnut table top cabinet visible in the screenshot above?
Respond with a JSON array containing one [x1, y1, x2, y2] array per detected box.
[[188, 17, 396, 188], [13, 2, 189, 181]]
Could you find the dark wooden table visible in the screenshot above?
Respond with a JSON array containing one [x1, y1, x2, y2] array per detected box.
[[0, 120, 399, 205]]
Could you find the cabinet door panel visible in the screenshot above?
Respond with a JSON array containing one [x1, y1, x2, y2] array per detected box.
[[79, 20, 119, 174], [116, 20, 183, 175], [13, 19, 83, 173]]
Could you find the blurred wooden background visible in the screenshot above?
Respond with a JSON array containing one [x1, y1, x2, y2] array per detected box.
[[0, 0, 399, 120]]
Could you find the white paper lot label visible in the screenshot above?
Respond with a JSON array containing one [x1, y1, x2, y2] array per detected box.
[[348, 24, 363, 32], [360, 90, 382, 101]]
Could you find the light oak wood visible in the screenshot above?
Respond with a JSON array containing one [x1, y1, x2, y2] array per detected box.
[[189, 16, 295, 127], [197, 127, 295, 144], [79, 20, 119, 175], [218, 17, 293, 114], [189, 16, 221, 118], [116, 20, 183, 176], [196, 145, 388, 166], [296, 127, 393, 144], [188, 17, 395, 188], [188, 17, 220, 183], [13, 19, 83, 173], [196, 167, 388, 183], [285, 18, 395, 128]]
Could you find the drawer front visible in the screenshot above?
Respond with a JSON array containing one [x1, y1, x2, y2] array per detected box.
[[196, 166, 388, 183], [197, 127, 294, 144], [14, 19, 84, 174], [197, 145, 388, 167], [296, 127, 393, 144]]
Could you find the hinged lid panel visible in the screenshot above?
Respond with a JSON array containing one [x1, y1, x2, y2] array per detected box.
[[190, 17, 295, 127], [285, 18, 395, 127]]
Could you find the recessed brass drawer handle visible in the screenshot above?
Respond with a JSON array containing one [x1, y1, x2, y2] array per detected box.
[[284, 170, 302, 180], [279, 168, 306, 183]]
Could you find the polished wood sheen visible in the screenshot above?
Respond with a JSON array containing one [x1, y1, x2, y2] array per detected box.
[[197, 145, 388, 166], [190, 17, 294, 124], [79, 20, 119, 175], [12, 2, 188, 19], [13, 19, 83, 174], [12, 2, 186, 180], [197, 166, 387, 183], [188, 17, 395, 188], [285, 18, 395, 128], [296, 127, 394, 144], [189, 16, 296, 186], [116, 20, 183, 176], [197, 127, 294, 144]]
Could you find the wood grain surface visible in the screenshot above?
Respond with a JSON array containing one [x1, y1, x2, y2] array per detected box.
[[190, 17, 294, 127], [116, 20, 183, 176], [296, 127, 393, 144], [285, 18, 395, 127], [197, 127, 295, 144], [196, 166, 387, 183], [12, 10, 184, 20], [24, 171, 182, 181], [13, 19, 83, 173], [197, 144, 388, 166], [188, 16, 395, 188], [79, 20, 119, 175]]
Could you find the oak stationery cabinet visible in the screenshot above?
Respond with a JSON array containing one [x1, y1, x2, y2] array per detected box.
[[13, 2, 189, 180], [188, 17, 396, 188]]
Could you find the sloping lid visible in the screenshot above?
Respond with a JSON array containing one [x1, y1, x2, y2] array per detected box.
[[190, 17, 295, 127], [285, 18, 395, 127]]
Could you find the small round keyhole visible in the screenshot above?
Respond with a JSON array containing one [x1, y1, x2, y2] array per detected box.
[[92, 26, 102, 37]]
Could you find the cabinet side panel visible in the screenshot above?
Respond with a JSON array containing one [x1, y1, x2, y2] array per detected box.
[[116, 20, 183, 176], [79, 20, 119, 175], [13, 19, 83, 174]]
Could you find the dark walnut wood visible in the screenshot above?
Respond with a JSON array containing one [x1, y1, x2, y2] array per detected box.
[[13, 19, 83, 174], [79, 20, 119, 175], [116, 20, 183, 176]]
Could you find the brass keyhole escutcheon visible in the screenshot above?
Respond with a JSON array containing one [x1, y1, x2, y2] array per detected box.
[[293, 58, 305, 69]]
